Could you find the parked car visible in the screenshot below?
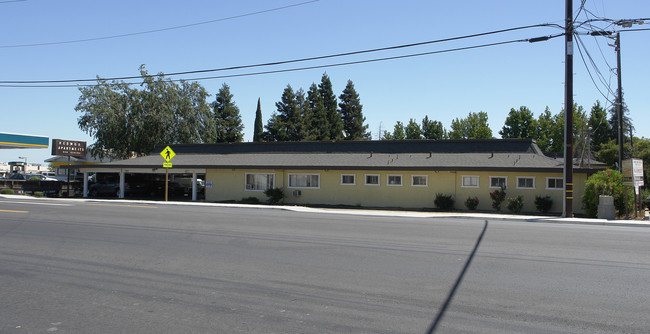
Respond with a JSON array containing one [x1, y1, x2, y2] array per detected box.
[[30, 174, 58, 181], [89, 178, 121, 197]]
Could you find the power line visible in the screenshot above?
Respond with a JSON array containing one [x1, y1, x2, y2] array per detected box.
[[574, 34, 617, 105], [0, 0, 319, 49], [0, 34, 564, 88], [0, 23, 563, 86]]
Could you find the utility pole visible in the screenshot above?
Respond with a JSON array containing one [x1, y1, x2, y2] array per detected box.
[[615, 32, 624, 173], [563, 0, 574, 218]]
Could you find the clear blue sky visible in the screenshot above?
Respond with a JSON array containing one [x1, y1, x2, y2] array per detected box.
[[1, 0, 649, 165]]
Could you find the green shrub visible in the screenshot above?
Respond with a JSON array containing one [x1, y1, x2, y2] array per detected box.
[[464, 196, 479, 210], [434, 193, 454, 211], [263, 187, 285, 204], [33, 191, 44, 198], [489, 186, 507, 211], [239, 196, 261, 204], [534, 195, 553, 213], [506, 195, 524, 213], [1, 188, 14, 195], [582, 169, 633, 218]]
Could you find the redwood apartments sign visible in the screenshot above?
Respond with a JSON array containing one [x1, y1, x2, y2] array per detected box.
[[51, 139, 87, 157]]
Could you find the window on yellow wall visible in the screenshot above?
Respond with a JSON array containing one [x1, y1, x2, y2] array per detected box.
[[245, 173, 274, 191], [387, 175, 402, 186], [546, 177, 563, 189], [365, 174, 379, 185], [462, 175, 479, 188], [341, 174, 355, 185], [412, 175, 428, 186], [288, 174, 320, 188], [517, 177, 535, 189], [489, 176, 507, 188]]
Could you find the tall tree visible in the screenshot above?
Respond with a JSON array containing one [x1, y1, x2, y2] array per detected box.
[[421, 116, 446, 140], [305, 83, 328, 140], [265, 85, 302, 141], [213, 83, 244, 143], [76, 65, 216, 159], [535, 107, 555, 151], [253, 98, 264, 142], [339, 80, 370, 140], [448, 111, 492, 139], [319, 73, 343, 140], [608, 91, 634, 158], [588, 101, 611, 152], [499, 106, 537, 139], [392, 121, 405, 140], [405, 118, 422, 139]]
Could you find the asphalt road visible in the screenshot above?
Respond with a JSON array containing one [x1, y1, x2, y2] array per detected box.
[[1, 198, 649, 333]]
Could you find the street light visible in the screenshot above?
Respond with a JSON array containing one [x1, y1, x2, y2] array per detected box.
[[18, 156, 27, 173]]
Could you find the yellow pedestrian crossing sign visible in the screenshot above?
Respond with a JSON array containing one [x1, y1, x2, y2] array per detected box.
[[160, 146, 175, 162]]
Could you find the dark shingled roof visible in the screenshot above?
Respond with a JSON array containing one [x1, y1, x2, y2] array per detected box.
[[76, 139, 599, 173], [152, 138, 542, 155]]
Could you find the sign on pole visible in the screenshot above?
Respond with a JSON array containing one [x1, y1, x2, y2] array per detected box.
[[160, 146, 176, 201], [160, 146, 175, 163], [622, 158, 644, 188]]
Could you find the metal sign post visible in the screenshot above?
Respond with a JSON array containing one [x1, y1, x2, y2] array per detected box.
[[52, 139, 87, 197], [160, 146, 175, 202]]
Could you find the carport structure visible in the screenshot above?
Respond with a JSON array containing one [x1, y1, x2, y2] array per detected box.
[[73, 155, 205, 201]]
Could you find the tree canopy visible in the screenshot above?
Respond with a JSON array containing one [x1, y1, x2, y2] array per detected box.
[[76, 66, 216, 159], [500, 106, 537, 139], [448, 111, 493, 139]]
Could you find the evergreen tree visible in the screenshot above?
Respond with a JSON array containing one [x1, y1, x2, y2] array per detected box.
[[392, 121, 406, 140], [253, 98, 264, 142], [306, 83, 329, 140], [319, 73, 343, 140], [339, 80, 370, 140], [405, 118, 422, 139], [295, 88, 308, 140], [421, 116, 446, 140], [265, 85, 303, 141], [608, 91, 634, 157], [588, 101, 611, 152], [213, 83, 244, 143], [499, 106, 537, 139]]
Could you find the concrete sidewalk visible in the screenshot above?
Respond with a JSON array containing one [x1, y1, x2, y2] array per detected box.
[[2, 194, 649, 227]]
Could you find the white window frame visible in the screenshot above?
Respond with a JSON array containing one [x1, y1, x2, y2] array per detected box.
[[245, 173, 275, 192], [516, 176, 535, 189], [340, 174, 356, 185], [411, 175, 428, 187], [489, 176, 508, 189], [288, 173, 320, 189], [365, 174, 380, 186], [387, 174, 403, 186], [546, 177, 564, 190], [461, 175, 479, 188]]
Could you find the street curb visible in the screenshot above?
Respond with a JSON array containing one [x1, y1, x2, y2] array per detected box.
[[2, 194, 649, 228]]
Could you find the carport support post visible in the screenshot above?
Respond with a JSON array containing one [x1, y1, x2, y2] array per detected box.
[[67, 155, 71, 197], [192, 172, 197, 201], [83, 172, 88, 198], [119, 170, 125, 199]]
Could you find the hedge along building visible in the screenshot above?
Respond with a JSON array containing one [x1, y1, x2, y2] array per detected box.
[[74, 139, 603, 214]]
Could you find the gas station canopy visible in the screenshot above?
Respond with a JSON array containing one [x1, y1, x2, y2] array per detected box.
[[0, 132, 49, 149]]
